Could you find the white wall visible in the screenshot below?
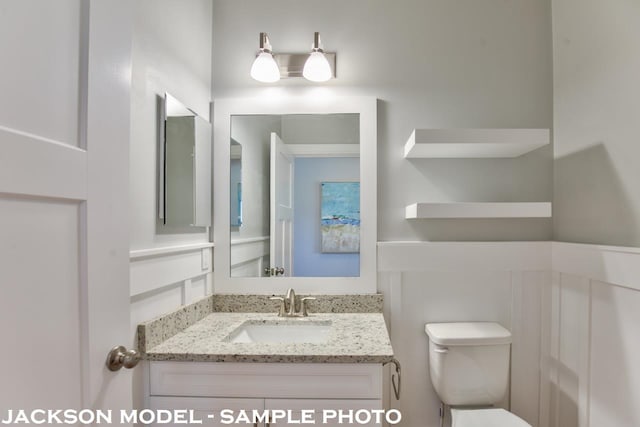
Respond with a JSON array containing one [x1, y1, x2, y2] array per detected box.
[[552, 0, 640, 246], [212, 0, 553, 242], [129, 0, 213, 408]]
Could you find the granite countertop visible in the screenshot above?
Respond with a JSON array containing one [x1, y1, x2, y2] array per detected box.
[[145, 312, 394, 364]]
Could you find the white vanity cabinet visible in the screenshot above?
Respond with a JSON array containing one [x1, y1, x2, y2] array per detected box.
[[146, 361, 383, 427], [150, 397, 262, 427]]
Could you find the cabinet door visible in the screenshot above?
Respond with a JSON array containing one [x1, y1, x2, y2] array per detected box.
[[149, 396, 264, 427], [150, 362, 383, 399], [265, 399, 383, 427]]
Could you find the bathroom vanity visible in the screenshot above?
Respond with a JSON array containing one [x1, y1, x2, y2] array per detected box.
[[137, 95, 390, 426], [138, 297, 394, 427], [148, 362, 384, 427]]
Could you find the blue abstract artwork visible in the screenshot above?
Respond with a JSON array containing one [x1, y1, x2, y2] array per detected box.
[[321, 182, 360, 253]]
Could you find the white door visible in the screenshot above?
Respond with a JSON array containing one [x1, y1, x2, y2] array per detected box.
[[0, 0, 133, 417], [269, 133, 294, 277]]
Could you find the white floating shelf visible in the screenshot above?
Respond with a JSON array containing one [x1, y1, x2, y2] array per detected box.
[[403, 128, 550, 158], [405, 202, 552, 219]]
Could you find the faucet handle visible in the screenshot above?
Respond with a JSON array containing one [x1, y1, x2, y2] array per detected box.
[[300, 297, 316, 317], [269, 296, 286, 317]]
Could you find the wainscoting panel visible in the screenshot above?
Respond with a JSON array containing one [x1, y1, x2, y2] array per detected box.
[[377, 242, 550, 427], [511, 271, 547, 427], [589, 280, 640, 427], [129, 243, 213, 341], [542, 242, 640, 427], [378, 241, 640, 427], [230, 236, 269, 278], [130, 243, 212, 297]]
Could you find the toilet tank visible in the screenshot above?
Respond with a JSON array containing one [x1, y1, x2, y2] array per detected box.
[[425, 322, 511, 406]]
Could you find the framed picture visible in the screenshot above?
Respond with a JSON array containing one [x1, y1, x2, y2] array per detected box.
[[320, 182, 360, 253]]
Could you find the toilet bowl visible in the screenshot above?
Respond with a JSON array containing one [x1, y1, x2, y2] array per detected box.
[[452, 408, 530, 427], [425, 322, 531, 427]]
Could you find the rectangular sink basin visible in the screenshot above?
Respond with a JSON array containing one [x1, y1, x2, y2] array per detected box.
[[225, 320, 332, 344]]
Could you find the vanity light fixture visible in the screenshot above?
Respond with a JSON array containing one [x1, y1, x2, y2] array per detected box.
[[302, 32, 332, 82], [250, 32, 336, 83], [250, 32, 281, 83]]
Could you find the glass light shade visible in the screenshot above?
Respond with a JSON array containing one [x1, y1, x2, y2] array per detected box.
[[250, 52, 280, 83], [303, 51, 332, 82]]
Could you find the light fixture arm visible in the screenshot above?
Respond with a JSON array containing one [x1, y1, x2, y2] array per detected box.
[[312, 32, 323, 52], [259, 32, 272, 53]]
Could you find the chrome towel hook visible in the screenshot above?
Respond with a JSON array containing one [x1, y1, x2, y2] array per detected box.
[[384, 358, 401, 400]]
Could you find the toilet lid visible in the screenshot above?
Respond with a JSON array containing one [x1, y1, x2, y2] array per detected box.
[[452, 408, 531, 427]]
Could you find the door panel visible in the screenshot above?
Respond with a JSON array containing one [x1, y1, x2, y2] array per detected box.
[[270, 133, 294, 277], [0, 0, 82, 146], [0, 198, 83, 409], [0, 0, 132, 414]]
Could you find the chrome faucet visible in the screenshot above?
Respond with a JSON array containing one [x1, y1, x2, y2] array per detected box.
[[270, 288, 315, 317], [286, 288, 297, 316]]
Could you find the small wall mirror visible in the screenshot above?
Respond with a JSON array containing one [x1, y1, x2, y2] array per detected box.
[[214, 96, 377, 294], [159, 93, 212, 227]]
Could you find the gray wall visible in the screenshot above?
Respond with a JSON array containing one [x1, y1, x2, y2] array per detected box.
[[552, 0, 640, 247], [212, 0, 554, 241], [281, 114, 359, 145], [130, 0, 212, 249]]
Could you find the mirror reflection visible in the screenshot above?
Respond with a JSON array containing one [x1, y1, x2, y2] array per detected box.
[[230, 141, 243, 227], [229, 114, 360, 278], [159, 93, 211, 227]]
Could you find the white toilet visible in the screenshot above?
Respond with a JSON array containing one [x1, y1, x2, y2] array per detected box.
[[424, 322, 531, 427]]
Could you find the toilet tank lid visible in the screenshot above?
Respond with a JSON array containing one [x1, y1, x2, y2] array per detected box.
[[425, 322, 511, 346]]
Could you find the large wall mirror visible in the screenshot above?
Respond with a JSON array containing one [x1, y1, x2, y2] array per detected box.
[[159, 93, 212, 227], [214, 97, 377, 294]]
